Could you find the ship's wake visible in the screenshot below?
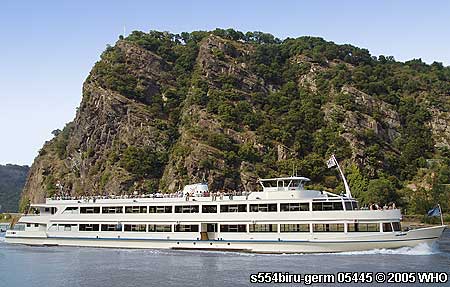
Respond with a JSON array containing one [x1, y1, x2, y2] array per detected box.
[[334, 243, 439, 256]]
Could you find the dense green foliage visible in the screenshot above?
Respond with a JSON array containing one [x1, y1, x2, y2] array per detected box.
[[119, 146, 167, 179], [90, 45, 141, 101], [0, 165, 29, 212], [82, 29, 450, 214]]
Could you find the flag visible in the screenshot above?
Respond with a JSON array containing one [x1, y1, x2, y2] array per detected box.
[[427, 206, 441, 217], [326, 156, 336, 168]]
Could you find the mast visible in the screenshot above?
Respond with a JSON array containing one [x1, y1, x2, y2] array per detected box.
[[333, 154, 352, 198], [438, 204, 444, 226]]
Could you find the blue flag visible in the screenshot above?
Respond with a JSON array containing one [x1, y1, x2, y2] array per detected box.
[[427, 206, 441, 217]]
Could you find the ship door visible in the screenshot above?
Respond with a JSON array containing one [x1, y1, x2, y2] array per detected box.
[[201, 223, 217, 240]]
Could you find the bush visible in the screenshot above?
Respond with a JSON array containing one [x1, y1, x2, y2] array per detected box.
[[119, 146, 166, 179], [365, 178, 400, 206], [238, 143, 260, 162], [89, 46, 142, 101]]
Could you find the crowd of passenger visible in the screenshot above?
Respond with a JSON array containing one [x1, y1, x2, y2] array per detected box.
[[50, 190, 249, 202], [51, 192, 184, 202], [49, 193, 397, 209], [360, 202, 397, 210]]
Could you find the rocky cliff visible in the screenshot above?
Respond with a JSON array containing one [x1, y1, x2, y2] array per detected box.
[[20, 29, 450, 214]]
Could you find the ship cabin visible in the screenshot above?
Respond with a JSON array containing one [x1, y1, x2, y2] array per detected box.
[[9, 175, 405, 239], [25, 176, 361, 215], [250, 177, 358, 210]]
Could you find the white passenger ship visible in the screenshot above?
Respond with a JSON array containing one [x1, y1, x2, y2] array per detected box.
[[5, 175, 446, 253]]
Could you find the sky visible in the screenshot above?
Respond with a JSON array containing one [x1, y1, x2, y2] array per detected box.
[[1, 0, 449, 165]]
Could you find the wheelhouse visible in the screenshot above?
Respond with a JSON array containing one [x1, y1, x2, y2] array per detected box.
[[259, 176, 310, 192]]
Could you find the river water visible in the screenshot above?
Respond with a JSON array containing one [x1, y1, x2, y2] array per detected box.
[[0, 229, 449, 287]]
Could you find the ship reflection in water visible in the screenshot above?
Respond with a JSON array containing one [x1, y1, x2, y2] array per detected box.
[[0, 229, 449, 287]]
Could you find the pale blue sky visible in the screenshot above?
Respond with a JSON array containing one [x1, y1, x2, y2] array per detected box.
[[1, 0, 449, 165]]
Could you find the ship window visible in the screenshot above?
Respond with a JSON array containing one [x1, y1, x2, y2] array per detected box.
[[280, 203, 309, 212], [149, 206, 172, 213], [124, 224, 146, 232], [220, 204, 247, 213], [383, 223, 393, 232], [344, 201, 353, 210], [63, 224, 76, 231], [148, 224, 172, 232], [262, 181, 276, 187], [220, 224, 247, 232], [63, 207, 79, 214], [392, 222, 401, 231], [79, 224, 99, 231], [34, 223, 39, 227], [174, 224, 199, 232], [207, 223, 218, 232], [347, 223, 379, 232], [313, 223, 344, 232], [202, 205, 217, 213], [280, 224, 310, 232], [175, 205, 199, 213], [101, 224, 122, 231], [102, 206, 123, 214], [29, 207, 40, 215], [249, 204, 277, 212], [80, 207, 100, 214], [249, 224, 277, 233], [352, 201, 358, 210], [125, 206, 147, 213], [312, 202, 344, 211], [26, 223, 31, 227]]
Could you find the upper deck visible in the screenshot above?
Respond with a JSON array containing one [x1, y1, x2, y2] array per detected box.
[[19, 176, 402, 229], [39, 176, 337, 207]]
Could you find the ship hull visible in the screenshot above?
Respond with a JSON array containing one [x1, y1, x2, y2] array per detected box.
[[5, 225, 445, 253]]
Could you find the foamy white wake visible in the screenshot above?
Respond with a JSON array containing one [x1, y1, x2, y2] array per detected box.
[[0, 236, 5, 243], [334, 243, 439, 256]]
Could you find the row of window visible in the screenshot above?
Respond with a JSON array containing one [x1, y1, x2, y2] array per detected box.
[[77, 201, 357, 214], [74, 223, 400, 233], [312, 202, 344, 211], [80, 206, 174, 214], [79, 224, 197, 232]]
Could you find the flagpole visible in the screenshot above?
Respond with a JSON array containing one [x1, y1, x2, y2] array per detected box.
[[438, 204, 444, 226], [332, 154, 352, 198]]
